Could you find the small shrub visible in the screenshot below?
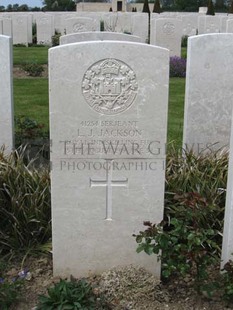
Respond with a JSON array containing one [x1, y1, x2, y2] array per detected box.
[[169, 56, 186, 77], [21, 62, 44, 77], [222, 260, 233, 303], [52, 30, 61, 46], [134, 197, 220, 292], [36, 278, 110, 309], [15, 116, 47, 143]]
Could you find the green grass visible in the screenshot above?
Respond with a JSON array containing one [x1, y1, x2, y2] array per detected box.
[[13, 47, 49, 65], [14, 78, 49, 130], [168, 78, 186, 148]]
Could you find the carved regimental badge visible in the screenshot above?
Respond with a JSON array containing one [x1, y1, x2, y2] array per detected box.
[[82, 59, 138, 115]]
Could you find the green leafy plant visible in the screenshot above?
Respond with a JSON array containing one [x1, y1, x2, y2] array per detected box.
[[21, 61, 44, 77], [15, 116, 47, 142], [52, 30, 61, 46], [0, 277, 23, 309], [0, 147, 51, 259], [36, 278, 109, 309], [134, 212, 219, 292], [222, 260, 233, 303]]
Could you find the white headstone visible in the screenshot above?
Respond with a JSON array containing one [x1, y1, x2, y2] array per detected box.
[[49, 41, 169, 277], [65, 17, 100, 34], [199, 7, 207, 14], [0, 20, 3, 35], [183, 34, 233, 154], [0, 35, 14, 151], [150, 18, 182, 56], [131, 13, 148, 43], [2, 18, 12, 37], [181, 14, 198, 36], [221, 115, 233, 266], [198, 16, 221, 34], [36, 14, 54, 45], [226, 19, 233, 33], [12, 15, 29, 45], [60, 31, 142, 45]]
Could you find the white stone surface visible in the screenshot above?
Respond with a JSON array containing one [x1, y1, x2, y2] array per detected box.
[[150, 18, 182, 56], [0, 35, 14, 152], [221, 114, 233, 266], [12, 15, 28, 45], [183, 34, 233, 154], [199, 7, 207, 14], [64, 17, 100, 34], [2, 18, 12, 37], [226, 19, 233, 33], [49, 41, 169, 278], [220, 16, 228, 32], [131, 13, 148, 43], [181, 14, 198, 36], [0, 20, 3, 34], [60, 31, 142, 45], [36, 14, 54, 45], [198, 16, 221, 34]]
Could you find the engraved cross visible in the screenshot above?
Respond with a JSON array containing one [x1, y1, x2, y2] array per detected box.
[[90, 160, 128, 220]]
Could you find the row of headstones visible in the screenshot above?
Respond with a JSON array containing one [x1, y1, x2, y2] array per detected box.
[[1, 32, 233, 277], [2, 12, 233, 49]]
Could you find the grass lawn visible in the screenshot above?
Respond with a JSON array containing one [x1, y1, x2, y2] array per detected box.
[[14, 78, 49, 131], [13, 46, 49, 65]]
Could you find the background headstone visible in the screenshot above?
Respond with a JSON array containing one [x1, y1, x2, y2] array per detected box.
[[150, 18, 182, 56], [0, 35, 14, 152], [60, 31, 142, 45], [183, 34, 233, 154], [12, 15, 29, 45], [198, 16, 221, 34], [36, 14, 54, 45], [64, 17, 99, 34], [49, 41, 169, 278]]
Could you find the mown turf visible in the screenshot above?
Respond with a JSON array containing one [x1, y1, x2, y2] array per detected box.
[[13, 47, 49, 65], [14, 78, 49, 131]]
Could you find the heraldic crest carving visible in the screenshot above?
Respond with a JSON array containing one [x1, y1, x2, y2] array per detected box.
[[82, 58, 138, 115]]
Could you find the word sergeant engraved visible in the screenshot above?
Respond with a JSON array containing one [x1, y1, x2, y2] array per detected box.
[[82, 58, 138, 115]]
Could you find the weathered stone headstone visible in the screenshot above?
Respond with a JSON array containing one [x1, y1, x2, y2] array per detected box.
[[0, 35, 14, 151], [150, 18, 182, 56], [221, 117, 233, 266], [131, 14, 149, 43], [2, 18, 12, 37], [198, 16, 221, 34], [60, 31, 142, 45], [181, 14, 198, 36], [226, 19, 233, 33], [36, 14, 54, 45], [183, 34, 233, 154], [65, 17, 99, 34], [12, 15, 29, 45], [49, 41, 169, 277]]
